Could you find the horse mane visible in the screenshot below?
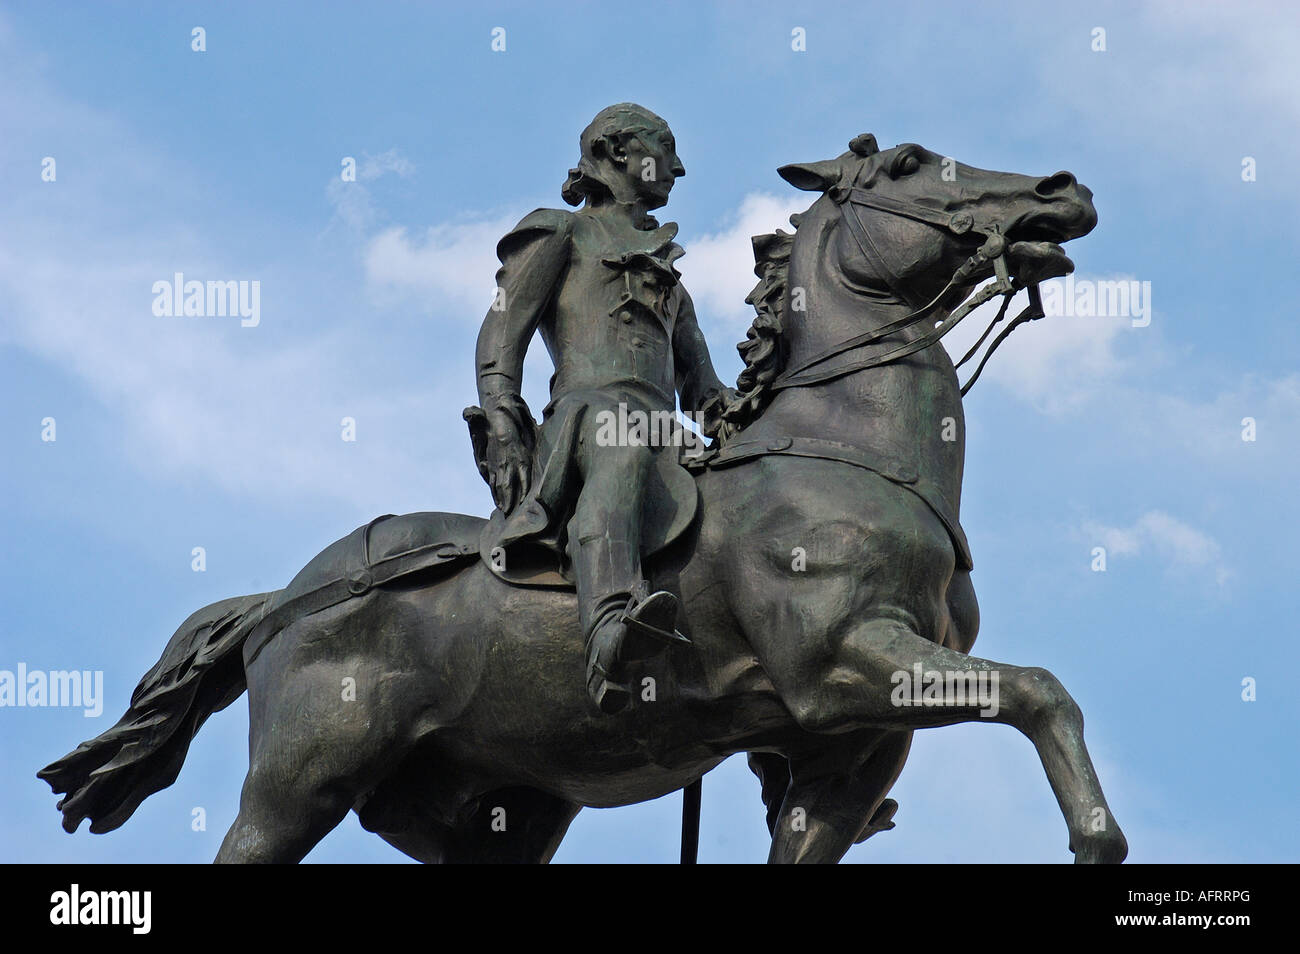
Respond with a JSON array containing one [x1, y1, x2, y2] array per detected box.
[[718, 214, 803, 441]]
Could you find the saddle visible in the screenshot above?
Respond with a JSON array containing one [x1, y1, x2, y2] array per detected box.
[[478, 449, 699, 589], [242, 434, 967, 663], [246, 454, 699, 664]]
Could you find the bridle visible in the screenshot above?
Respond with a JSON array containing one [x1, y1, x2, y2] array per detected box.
[[769, 184, 1045, 396]]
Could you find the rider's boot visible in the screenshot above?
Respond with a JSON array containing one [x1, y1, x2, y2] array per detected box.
[[584, 586, 686, 714]]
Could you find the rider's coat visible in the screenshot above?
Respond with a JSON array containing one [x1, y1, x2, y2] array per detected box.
[[476, 205, 726, 574]]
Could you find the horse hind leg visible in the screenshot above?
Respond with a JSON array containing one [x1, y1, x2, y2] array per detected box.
[[216, 618, 415, 863], [217, 754, 358, 863]]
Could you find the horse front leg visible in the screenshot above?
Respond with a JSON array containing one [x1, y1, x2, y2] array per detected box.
[[763, 729, 912, 864], [728, 472, 1124, 862], [793, 615, 1127, 863]]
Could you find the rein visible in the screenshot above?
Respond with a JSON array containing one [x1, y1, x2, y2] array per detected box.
[[769, 186, 1044, 395]]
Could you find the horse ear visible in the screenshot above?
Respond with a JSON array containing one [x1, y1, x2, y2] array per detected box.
[[777, 158, 842, 192], [848, 133, 879, 156]]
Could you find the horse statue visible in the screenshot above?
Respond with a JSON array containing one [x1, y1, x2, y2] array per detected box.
[[40, 133, 1128, 864]]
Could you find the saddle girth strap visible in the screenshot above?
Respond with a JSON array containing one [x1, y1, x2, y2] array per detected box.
[[686, 436, 973, 571], [243, 515, 479, 666]]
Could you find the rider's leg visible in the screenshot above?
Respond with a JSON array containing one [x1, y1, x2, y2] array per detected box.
[[572, 437, 660, 712]]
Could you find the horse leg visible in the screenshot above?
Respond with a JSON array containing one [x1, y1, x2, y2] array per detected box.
[[731, 472, 1124, 862], [435, 788, 581, 864], [216, 750, 359, 863], [216, 616, 413, 863], [752, 566, 978, 859], [747, 752, 790, 836], [763, 730, 911, 864], [790, 618, 1128, 863], [370, 786, 579, 864]]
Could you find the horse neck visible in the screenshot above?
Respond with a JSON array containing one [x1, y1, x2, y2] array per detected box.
[[758, 221, 963, 451], [779, 214, 922, 367]]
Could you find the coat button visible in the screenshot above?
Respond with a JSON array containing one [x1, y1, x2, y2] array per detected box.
[[619, 310, 633, 323]]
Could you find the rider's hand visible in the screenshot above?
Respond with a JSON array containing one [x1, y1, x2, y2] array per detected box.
[[698, 387, 739, 440], [484, 404, 535, 515]]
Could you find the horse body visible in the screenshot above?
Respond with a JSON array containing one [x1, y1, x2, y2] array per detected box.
[[215, 445, 966, 863], [43, 135, 1128, 864]]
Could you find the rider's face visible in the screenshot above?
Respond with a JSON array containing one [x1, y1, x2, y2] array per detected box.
[[615, 126, 685, 209]]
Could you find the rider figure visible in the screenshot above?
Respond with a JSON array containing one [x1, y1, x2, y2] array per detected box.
[[472, 103, 733, 714]]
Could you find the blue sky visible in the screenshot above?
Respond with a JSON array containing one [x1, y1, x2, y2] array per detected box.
[[2, 0, 1297, 863]]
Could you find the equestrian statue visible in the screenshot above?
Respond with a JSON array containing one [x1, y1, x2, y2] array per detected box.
[[40, 103, 1128, 864]]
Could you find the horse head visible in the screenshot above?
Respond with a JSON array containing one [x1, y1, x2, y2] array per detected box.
[[777, 134, 1097, 311]]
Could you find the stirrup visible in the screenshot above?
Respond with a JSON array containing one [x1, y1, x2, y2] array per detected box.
[[620, 590, 690, 651]]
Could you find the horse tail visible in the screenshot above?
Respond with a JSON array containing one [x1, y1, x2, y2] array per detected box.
[[37, 591, 277, 834]]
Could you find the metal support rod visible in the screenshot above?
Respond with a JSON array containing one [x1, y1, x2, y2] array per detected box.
[[681, 778, 702, 864]]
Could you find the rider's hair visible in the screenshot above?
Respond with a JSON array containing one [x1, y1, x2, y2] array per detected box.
[[562, 103, 668, 207]]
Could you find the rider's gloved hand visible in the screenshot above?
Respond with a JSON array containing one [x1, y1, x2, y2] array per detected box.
[[698, 387, 739, 441], [465, 394, 537, 515]]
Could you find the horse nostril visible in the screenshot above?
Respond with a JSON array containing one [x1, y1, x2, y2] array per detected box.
[[1035, 171, 1077, 197]]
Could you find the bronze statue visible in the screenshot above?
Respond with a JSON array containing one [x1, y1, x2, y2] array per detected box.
[[40, 105, 1129, 864]]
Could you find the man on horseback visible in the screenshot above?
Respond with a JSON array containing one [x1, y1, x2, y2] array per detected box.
[[469, 103, 733, 714]]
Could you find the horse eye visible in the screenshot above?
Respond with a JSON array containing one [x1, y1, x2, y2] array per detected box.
[[897, 154, 921, 176]]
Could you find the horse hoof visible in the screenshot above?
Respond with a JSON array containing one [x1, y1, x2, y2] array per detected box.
[[855, 798, 899, 843], [1070, 829, 1128, 864]]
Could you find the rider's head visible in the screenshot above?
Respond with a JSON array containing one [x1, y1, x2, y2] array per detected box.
[[562, 103, 684, 211]]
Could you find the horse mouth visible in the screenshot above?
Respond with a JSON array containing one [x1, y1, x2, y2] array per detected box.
[[1008, 222, 1069, 245], [1004, 221, 1075, 283]]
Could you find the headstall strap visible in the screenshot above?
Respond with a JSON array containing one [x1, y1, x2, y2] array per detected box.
[[770, 185, 1045, 395]]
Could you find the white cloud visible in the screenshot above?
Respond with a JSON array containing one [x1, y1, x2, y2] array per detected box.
[[941, 274, 1138, 411], [0, 52, 474, 514], [359, 148, 415, 181], [1135, 373, 1300, 476], [324, 149, 416, 237], [1041, 2, 1300, 195], [1081, 510, 1229, 584], [676, 192, 806, 332], [362, 217, 514, 315]]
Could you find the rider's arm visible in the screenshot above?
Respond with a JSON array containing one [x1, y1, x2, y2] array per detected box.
[[671, 286, 731, 435], [475, 208, 574, 410], [473, 208, 573, 514]]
